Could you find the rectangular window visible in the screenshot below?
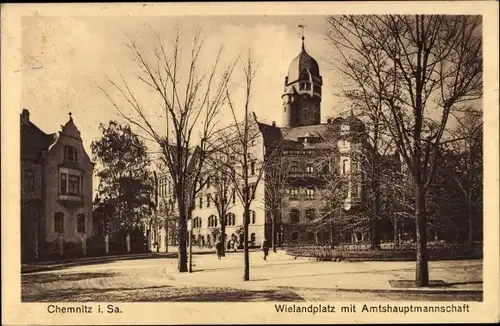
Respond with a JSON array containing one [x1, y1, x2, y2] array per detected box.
[[333, 157, 340, 174], [64, 146, 78, 162], [24, 170, 35, 192], [199, 196, 203, 209], [207, 177, 211, 189], [206, 194, 211, 208], [250, 161, 256, 176], [54, 212, 64, 233], [352, 183, 359, 198], [232, 190, 236, 204], [290, 161, 298, 172], [306, 188, 314, 200], [352, 161, 358, 173], [306, 163, 314, 173], [77, 214, 86, 233], [290, 188, 299, 200], [60, 174, 67, 194], [68, 174, 81, 195], [342, 159, 348, 174]]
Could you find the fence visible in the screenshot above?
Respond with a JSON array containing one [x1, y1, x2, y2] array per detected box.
[[285, 241, 483, 261]]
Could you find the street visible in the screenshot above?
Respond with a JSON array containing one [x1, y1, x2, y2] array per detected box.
[[22, 251, 483, 302]]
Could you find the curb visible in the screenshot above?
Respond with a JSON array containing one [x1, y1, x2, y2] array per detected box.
[[21, 250, 236, 274], [277, 286, 483, 295]]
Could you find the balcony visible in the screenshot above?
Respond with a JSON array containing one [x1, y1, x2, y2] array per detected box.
[[288, 170, 322, 179], [58, 194, 84, 206]]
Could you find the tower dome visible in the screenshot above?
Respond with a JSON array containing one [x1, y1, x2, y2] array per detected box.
[[281, 34, 322, 128], [286, 38, 320, 84]]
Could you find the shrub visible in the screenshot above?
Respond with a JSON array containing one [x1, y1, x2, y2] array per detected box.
[[285, 242, 482, 261]]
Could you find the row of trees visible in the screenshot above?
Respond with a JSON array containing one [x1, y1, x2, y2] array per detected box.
[[95, 15, 482, 288], [326, 15, 482, 286]]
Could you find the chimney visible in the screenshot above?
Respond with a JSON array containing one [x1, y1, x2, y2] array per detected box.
[[271, 121, 276, 127], [21, 109, 30, 125]]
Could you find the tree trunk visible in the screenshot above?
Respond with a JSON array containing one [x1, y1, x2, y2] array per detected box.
[[272, 213, 277, 253], [467, 187, 473, 244], [330, 221, 335, 249], [370, 191, 381, 250], [165, 221, 169, 253], [221, 224, 226, 257], [178, 206, 188, 273], [415, 182, 429, 287], [393, 217, 400, 248], [243, 209, 250, 281]]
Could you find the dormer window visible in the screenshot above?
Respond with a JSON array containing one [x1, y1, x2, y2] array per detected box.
[[299, 82, 311, 91], [64, 145, 78, 162]]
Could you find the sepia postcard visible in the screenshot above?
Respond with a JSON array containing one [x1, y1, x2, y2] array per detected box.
[[1, 1, 499, 325]]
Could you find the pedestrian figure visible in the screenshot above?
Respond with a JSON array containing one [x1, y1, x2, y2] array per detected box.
[[262, 239, 269, 261], [216, 241, 223, 260]]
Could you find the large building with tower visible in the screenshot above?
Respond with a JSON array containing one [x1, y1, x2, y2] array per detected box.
[[176, 35, 375, 249]]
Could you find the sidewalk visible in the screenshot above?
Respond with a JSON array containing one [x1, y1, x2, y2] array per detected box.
[[21, 246, 252, 274], [171, 250, 483, 294], [21, 252, 171, 273]]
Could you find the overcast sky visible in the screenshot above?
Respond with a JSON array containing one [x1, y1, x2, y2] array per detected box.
[[21, 15, 350, 160]]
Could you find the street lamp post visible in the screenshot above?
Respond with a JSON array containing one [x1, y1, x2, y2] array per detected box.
[[187, 219, 193, 273], [280, 224, 284, 249]]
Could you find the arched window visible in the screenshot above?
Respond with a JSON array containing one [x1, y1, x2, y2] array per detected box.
[[226, 213, 235, 226], [250, 210, 256, 224], [208, 215, 218, 228], [289, 209, 299, 223], [64, 145, 78, 162], [305, 209, 315, 221], [291, 231, 299, 242], [317, 232, 323, 243]]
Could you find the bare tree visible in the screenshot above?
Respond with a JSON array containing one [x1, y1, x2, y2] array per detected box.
[[444, 108, 483, 243], [263, 153, 290, 252], [327, 15, 482, 286], [204, 151, 237, 256], [311, 147, 356, 248], [214, 53, 282, 281], [99, 28, 235, 272]]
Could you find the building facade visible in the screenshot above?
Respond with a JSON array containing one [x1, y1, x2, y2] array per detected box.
[[152, 36, 427, 249], [21, 109, 94, 262]]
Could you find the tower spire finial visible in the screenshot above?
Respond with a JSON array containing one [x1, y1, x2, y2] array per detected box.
[[298, 24, 306, 50]]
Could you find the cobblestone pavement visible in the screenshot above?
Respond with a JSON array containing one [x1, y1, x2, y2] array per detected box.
[[22, 251, 482, 302]]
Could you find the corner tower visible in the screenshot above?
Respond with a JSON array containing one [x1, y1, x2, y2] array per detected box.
[[281, 33, 322, 127]]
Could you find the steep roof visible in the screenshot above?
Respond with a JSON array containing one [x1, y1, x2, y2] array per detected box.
[[280, 123, 338, 149], [256, 121, 282, 148], [287, 42, 320, 84], [20, 117, 57, 161]]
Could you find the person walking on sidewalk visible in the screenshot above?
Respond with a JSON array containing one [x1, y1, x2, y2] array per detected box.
[[216, 240, 223, 260], [262, 239, 269, 261]]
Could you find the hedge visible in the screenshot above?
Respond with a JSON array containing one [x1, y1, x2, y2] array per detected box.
[[285, 242, 483, 261]]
